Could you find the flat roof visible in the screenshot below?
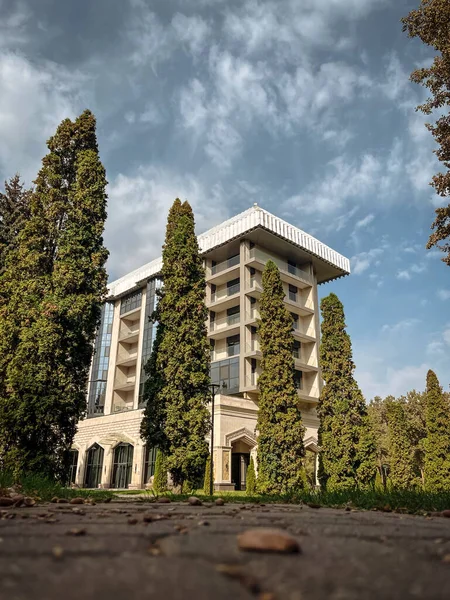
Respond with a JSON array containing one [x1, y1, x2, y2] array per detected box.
[[108, 204, 350, 298]]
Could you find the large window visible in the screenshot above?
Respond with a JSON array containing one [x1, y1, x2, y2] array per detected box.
[[138, 278, 162, 405], [294, 370, 303, 390], [289, 284, 298, 302], [293, 340, 301, 359], [68, 450, 78, 485], [227, 334, 240, 357], [211, 357, 239, 394], [84, 444, 104, 489], [227, 305, 240, 326], [227, 278, 240, 296], [88, 303, 114, 417], [120, 289, 142, 315], [111, 443, 134, 489]]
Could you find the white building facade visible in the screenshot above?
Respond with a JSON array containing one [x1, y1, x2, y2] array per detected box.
[[71, 205, 350, 490]]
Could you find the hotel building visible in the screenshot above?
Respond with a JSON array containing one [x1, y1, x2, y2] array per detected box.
[[70, 205, 350, 490]]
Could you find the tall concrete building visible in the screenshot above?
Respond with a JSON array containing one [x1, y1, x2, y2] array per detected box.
[[71, 205, 350, 490]]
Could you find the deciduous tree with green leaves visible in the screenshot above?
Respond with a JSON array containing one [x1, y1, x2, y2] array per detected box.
[[0, 110, 108, 480], [143, 199, 210, 490], [402, 0, 450, 264], [318, 293, 376, 491], [423, 370, 450, 491], [256, 260, 306, 494]]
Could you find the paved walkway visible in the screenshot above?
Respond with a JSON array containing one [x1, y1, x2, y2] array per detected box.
[[2, 500, 450, 599]]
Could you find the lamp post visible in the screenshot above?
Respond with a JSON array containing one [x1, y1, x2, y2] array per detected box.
[[208, 383, 221, 496]]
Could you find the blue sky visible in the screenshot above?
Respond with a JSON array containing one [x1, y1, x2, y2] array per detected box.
[[0, 0, 448, 400]]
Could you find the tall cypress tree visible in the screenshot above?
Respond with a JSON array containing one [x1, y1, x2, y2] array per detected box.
[[318, 293, 376, 491], [149, 199, 210, 489], [386, 400, 420, 489], [0, 174, 31, 272], [423, 370, 450, 491], [0, 111, 108, 479], [256, 260, 306, 494]]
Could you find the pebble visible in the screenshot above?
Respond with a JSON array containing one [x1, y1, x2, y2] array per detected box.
[[215, 564, 261, 594], [157, 497, 171, 504], [0, 497, 14, 507], [57, 498, 69, 504], [198, 520, 210, 526], [441, 510, 450, 518], [238, 528, 301, 554], [128, 518, 138, 525], [65, 528, 87, 536], [69, 498, 85, 505], [12, 495, 25, 507], [143, 513, 168, 523], [306, 503, 321, 509], [52, 545, 64, 559], [215, 498, 225, 506], [442, 554, 450, 563], [188, 496, 202, 506]]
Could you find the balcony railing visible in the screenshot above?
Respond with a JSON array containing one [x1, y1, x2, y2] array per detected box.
[[211, 283, 240, 302], [209, 313, 241, 331], [211, 255, 240, 275], [249, 248, 312, 285], [245, 340, 261, 354], [227, 344, 240, 357]]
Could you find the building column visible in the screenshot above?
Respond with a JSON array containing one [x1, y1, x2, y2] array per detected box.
[[214, 446, 233, 490], [100, 444, 114, 488], [75, 446, 87, 487], [129, 441, 145, 489]]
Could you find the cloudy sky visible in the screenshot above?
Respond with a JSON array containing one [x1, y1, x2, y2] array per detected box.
[[1, 0, 448, 400]]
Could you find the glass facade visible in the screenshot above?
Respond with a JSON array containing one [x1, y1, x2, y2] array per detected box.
[[68, 450, 78, 484], [143, 445, 158, 485], [87, 302, 114, 417], [211, 357, 239, 394], [138, 278, 162, 405], [111, 443, 134, 489], [84, 444, 104, 488], [120, 289, 142, 315]]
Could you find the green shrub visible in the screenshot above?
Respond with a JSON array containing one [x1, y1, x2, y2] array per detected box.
[[152, 450, 167, 494], [246, 457, 256, 494], [203, 455, 211, 495]]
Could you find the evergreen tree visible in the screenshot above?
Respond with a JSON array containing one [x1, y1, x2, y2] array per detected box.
[[386, 400, 420, 489], [153, 199, 210, 489], [423, 370, 450, 491], [203, 455, 211, 495], [246, 457, 256, 495], [152, 450, 168, 494], [318, 293, 376, 491], [256, 260, 306, 494], [0, 174, 31, 271], [402, 1, 450, 264], [368, 396, 391, 488], [0, 110, 108, 479]]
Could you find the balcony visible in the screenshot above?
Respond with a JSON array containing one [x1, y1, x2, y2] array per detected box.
[[247, 247, 312, 288], [293, 350, 318, 372], [116, 351, 138, 367], [113, 375, 136, 392], [209, 313, 241, 340], [118, 323, 140, 344], [297, 385, 320, 403], [245, 340, 262, 358], [246, 276, 263, 299], [206, 255, 240, 285], [207, 282, 241, 311], [292, 320, 316, 341], [284, 292, 314, 316]]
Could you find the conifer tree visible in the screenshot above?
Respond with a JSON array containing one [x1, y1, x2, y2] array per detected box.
[[203, 456, 211, 495], [256, 260, 306, 494], [149, 199, 210, 489], [0, 110, 108, 479], [402, 1, 450, 264], [152, 450, 168, 494], [246, 457, 256, 495], [0, 174, 31, 271], [318, 293, 376, 491], [423, 370, 450, 491], [386, 400, 420, 489]]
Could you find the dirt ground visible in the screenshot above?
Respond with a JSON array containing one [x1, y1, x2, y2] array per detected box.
[[2, 499, 450, 600]]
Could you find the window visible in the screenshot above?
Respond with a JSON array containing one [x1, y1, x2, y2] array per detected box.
[[227, 334, 240, 357], [68, 450, 78, 485], [111, 443, 134, 489], [120, 289, 142, 315], [84, 444, 104, 489], [211, 283, 217, 301], [227, 305, 240, 325], [288, 259, 297, 275], [227, 278, 240, 296], [210, 357, 239, 394], [294, 370, 303, 390], [289, 284, 298, 302], [291, 312, 299, 330], [138, 278, 162, 405], [251, 358, 257, 385], [249, 267, 256, 287], [250, 296, 257, 317], [143, 446, 158, 485], [293, 340, 301, 359], [88, 302, 114, 417]]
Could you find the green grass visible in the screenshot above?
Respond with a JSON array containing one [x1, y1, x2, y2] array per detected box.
[[118, 487, 450, 515], [0, 472, 113, 502]]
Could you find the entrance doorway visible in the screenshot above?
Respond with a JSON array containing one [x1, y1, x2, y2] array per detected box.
[[84, 444, 104, 489], [231, 452, 250, 491]]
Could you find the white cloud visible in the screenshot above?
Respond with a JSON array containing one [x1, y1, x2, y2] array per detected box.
[[171, 13, 210, 58], [437, 289, 450, 301], [381, 318, 420, 334], [105, 166, 229, 278], [351, 246, 386, 275], [0, 1, 31, 50], [357, 363, 430, 400], [397, 270, 411, 280], [355, 214, 375, 229], [396, 263, 426, 281]]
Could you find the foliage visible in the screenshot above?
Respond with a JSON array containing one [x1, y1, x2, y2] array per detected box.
[[141, 199, 210, 489], [423, 370, 450, 491], [402, 0, 450, 264], [385, 399, 421, 489], [203, 455, 211, 495], [256, 260, 306, 494], [246, 457, 256, 495], [0, 174, 31, 272], [152, 450, 168, 494], [0, 110, 108, 480], [368, 396, 391, 488], [318, 293, 376, 491]]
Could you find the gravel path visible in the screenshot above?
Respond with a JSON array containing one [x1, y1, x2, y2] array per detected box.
[[2, 500, 450, 600]]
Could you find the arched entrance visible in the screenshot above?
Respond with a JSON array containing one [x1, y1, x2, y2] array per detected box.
[[111, 443, 134, 489], [84, 444, 104, 489], [225, 428, 257, 491]]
